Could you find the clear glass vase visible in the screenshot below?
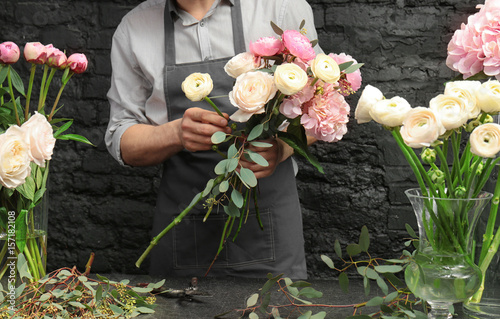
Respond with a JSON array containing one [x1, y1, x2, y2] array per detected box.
[[404, 188, 492, 319]]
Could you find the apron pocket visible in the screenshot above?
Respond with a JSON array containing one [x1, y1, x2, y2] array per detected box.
[[172, 209, 275, 269]]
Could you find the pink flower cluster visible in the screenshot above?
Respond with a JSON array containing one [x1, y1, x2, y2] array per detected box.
[[249, 30, 315, 61], [447, 0, 500, 79], [280, 79, 350, 142], [0, 41, 88, 73]]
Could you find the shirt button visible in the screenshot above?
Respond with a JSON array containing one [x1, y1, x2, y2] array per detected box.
[[200, 20, 205, 27]]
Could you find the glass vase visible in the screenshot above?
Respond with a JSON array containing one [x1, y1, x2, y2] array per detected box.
[[0, 191, 49, 291], [404, 188, 492, 319]]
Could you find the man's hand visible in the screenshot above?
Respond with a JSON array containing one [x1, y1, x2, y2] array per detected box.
[[240, 138, 294, 179], [178, 107, 231, 152]]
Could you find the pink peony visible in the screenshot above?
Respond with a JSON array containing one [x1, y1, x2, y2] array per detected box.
[[447, 2, 500, 79], [279, 78, 316, 118], [328, 52, 362, 94], [24, 42, 48, 64], [282, 29, 316, 61], [0, 41, 20, 65], [67, 53, 88, 74], [249, 36, 283, 57], [45, 45, 68, 69], [300, 83, 350, 142]]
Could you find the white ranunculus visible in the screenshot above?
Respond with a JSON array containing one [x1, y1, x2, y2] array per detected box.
[[355, 85, 384, 124], [181, 73, 214, 102], [470, 123, 500, 158], [224, 52, 260, 79], [229, 71, 277, 122], [310, 53, 341, 84], [274, 63, 308, 95], [0, 126, 32, 189], [429, 94, 469, 130], [477, 80, 500, 113], [21, 112, 56, 167], [400, 107, 446, 148], [444, 80, 481, 119], [369, 96, 412, 127]]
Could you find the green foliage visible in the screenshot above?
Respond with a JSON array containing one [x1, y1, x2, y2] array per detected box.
[[0, 263, 159, 318]]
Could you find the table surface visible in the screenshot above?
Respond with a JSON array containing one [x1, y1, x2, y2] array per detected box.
[[111, 274, 469, 319]]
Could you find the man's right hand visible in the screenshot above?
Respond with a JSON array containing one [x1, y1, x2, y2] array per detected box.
[[178, 107, 231, 152]]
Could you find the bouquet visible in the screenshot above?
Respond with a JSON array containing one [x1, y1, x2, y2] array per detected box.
[[355, 0, 500, 303], [135, 21, 363, 269], [0, 41, 91, 283]]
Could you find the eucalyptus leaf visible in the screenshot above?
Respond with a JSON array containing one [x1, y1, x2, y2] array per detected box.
[[247, 293, 259, 307], [231, 189, 244, 208], [227, 158, 239, 172], [346, 243, 362, 257], [339, 272, 349, 293], [311, 312, 327, 319], [376, 276, 389, 295], [249, 312, 260, 319], [270, 21, 283, 36], [250, 141, 273, 148], [343, 63, 364, 74], [338, 61, 354, 71], [385, 291, 399, 303], [248, 124, 264, 141], [136, 306, 155, 314], [405, 223, 418, 238], [211, 131, 227, 144], [297, 311, 312, 319], [374, 265, 404, 273], [202, 179, 215, 197], [297, 287, 323, 298], [284, 277, 299, 296], [219, 180, 229, 193], [227, 144, 238, 159], [214, 159, 229, 175], [224, 201, 240, 217], [366, 296, 384, 307], [247, 150, 269, 167], [334, 239, 342, 258], [238, 168, 257, 188], [359, 225, 370, 252], [289, 281, 312, 288], [320, 255, 335, 269]]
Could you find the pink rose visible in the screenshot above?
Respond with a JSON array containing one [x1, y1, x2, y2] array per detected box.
[[282, 30, 316, 61], [249, 36, 283, 57], [67, 53, 88, 74], [45, 46, 68, 69], [24, 42, 48, 64], [21, 112, 56, 167], [300, 83, 350, 142], [328, 52, 363, 93], [0, 41, 20, 65]]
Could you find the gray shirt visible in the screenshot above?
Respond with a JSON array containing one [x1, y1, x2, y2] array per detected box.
[[105, 0, 320, 165]]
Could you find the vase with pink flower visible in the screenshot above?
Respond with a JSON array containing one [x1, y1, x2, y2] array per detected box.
[[0, 41, 91, 290]]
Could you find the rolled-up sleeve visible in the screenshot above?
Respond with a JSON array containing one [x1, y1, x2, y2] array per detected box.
[[105, 24, 154, 166]]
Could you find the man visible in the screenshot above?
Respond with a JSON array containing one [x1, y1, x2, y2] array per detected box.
[[106, 0, 321, 278]]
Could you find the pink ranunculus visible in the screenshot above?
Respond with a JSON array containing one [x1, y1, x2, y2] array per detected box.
[[0, 41, 20, 65], [300, 83, 350, 142], [282, 29, 316, 62], [67, 53, 88, 74], [249, 36, 283, 57], [328, 52, 363, 93], [21, 112, 56, 167], [46, 46, 68, 69], [24, 42, 48, 64]]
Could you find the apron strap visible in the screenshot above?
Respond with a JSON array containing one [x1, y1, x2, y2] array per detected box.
[[164, 0, 245, 66]]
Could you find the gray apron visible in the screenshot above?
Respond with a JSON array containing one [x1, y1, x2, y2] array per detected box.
[[150, 0, 307, 278]]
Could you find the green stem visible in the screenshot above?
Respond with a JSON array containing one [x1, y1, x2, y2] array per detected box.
[[204, 96, 224, 117], [39, 67, 57, 113], [135, 192, 205, 268], [25, 63, 37, 120], [7, 66, 20, 126], [37, 65, 49, 112], [23, 247, 38, 282], [48, 75, 71, 121]]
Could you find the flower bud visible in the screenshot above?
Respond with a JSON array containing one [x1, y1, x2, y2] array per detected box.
[[24, 42, 47, 64], [67, 53, 88, 74], [455, 186, 466, 197], [429, 169, 445, 184], [476, 161, 484, 175], [421, 148, 436, 164], [466, 119, 481, 132], [0, 41, 20, 64], [45, 46, 68, 69], [484, 114, 494, 124]]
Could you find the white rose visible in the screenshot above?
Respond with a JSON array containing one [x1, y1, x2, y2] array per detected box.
[[274, 63, 308, 95], [444, 80, 481, 119], [369, 96, 412, 127], [181, 73, 213, 101], [0, 126, 32, 189], [224, 52, 260, 79], [355, 85, 384, 124], [400, 107, 446, 148], [21, 112, 56, 167], [470, 123, 500, 158], [429, 94, 469, 130], [477, 80, 500, 113], [310, 53, 341, 84], [229, 71, 277, 122]]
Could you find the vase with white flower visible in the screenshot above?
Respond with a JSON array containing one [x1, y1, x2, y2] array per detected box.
[[135, 21, 363, 272], [355, 75, 500, 318], [0, 40, 91, 288]]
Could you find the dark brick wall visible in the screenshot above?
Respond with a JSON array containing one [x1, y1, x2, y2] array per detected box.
[[0, 0, 481, 277]]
